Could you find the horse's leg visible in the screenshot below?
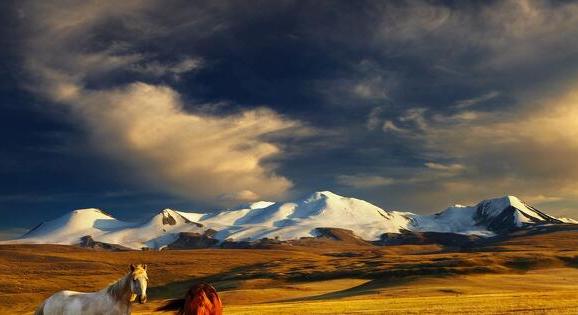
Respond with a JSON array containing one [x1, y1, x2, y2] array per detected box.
[[109, 303, 131, 315], [96, 292, 130, 315]]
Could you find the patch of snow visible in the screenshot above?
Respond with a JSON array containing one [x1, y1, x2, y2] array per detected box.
[[559, 217, 578, 224]]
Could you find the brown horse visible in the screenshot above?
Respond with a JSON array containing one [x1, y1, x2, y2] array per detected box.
[[157, 283, 222, 315]]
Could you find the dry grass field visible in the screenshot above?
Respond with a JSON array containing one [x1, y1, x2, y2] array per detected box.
[[2, 229, 578, 314]]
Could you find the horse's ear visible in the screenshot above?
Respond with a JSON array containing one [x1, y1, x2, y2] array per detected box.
[[143, 264, 147, 270], [130, 264, 136, 271]]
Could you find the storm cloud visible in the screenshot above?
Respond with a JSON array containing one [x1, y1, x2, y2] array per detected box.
[[4, 0, 578, 227], [19, 1, 305, 204]]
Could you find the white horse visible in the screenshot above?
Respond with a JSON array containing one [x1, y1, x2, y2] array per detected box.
[[35, 264, 148, 315]]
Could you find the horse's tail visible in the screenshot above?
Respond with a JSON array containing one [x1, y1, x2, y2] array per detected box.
[[156, 298, 184, 312], [34, 300, 46, 315]]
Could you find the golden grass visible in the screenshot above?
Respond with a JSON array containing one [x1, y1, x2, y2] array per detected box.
[[3, 229, 578, 314], [221, 292, 578, 315], [136, 269, 578, 314]]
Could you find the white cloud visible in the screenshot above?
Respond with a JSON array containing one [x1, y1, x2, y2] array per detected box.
[[454, 91, 500, 109], [381, 108, 428, 135], [315, 59, 396, 106], [219, 190, 260, 202], [352, 77, 389, 100], [19, 1, 305, 205], [77, 83, 297, 203], [382, 120, 406, 134], [130, 57, 203, 78], [366, 107, 384, 130], [372, 0, 578, 77], [398, 108, 429, 131], [424, 162, 465, 173], [384, 86, 578, 206]]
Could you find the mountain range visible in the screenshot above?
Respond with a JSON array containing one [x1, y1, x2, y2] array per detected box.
[[2, 191, 576, 250]]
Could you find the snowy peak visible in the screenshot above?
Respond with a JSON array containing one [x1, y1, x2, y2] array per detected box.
[[3, 192, 575, 249], [91, 208, 205, 249], [306, 190, 341, 200], [64, 208, 115, 223], [211, 191, 413, 241], [34, 208, 122, 233], [147, 208, 193, 226], [245, 201, 276, 210], [5, 207, 206, 250], [299, 190, 387, 218], [71, 208, 113, 217], [475, 195, 529, 216], [227, 200, 276, 211], [16, 208, 129, 244], [473, 195, 562, 232]]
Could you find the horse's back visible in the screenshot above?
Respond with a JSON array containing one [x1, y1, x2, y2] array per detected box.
[[42, 290, 97, 315], [42, 290, 77, 315]]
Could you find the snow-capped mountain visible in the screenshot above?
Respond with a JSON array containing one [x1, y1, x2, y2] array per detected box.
[[411, 195, 564, 236], [1, 192, 574, 250], [16, 208, 133, 244], [8, 208, 204, 250], [178, 191, 414, 241]]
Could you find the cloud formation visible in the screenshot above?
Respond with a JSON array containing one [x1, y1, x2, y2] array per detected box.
[[378, 87, 578, 208], [375, 0, 578, 70], [78, 84, 297, 202], [424, 162, 465, 173], [336, 174, 394, 189], [20, 1, 302, 204], [130, 57, 202, 79], [454, 91, 500, 109], [8, 0, 578, 219]]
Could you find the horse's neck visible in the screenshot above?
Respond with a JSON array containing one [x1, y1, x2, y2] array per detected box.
[[105, 273, 133, 305]]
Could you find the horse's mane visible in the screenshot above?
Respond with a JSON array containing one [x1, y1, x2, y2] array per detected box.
[[157, 283, 222, 315], [106, 273, 132, 301]]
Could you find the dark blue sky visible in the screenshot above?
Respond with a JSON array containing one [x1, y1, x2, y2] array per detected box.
[[2, 0, 578, 238]]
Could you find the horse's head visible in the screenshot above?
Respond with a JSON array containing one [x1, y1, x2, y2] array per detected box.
[[129, 264, 148, 304]]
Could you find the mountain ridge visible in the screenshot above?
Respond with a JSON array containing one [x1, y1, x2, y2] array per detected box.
[[1, 191, 575, 250]]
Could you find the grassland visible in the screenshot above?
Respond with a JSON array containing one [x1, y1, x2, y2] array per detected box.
[[2, 229, 578, 314]]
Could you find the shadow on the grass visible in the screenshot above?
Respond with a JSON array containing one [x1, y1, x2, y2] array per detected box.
[[149, 261, 456, 304], [275, 278, 407, 302], [148, 262, 277, 300], [148, 258, 501, 303]]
